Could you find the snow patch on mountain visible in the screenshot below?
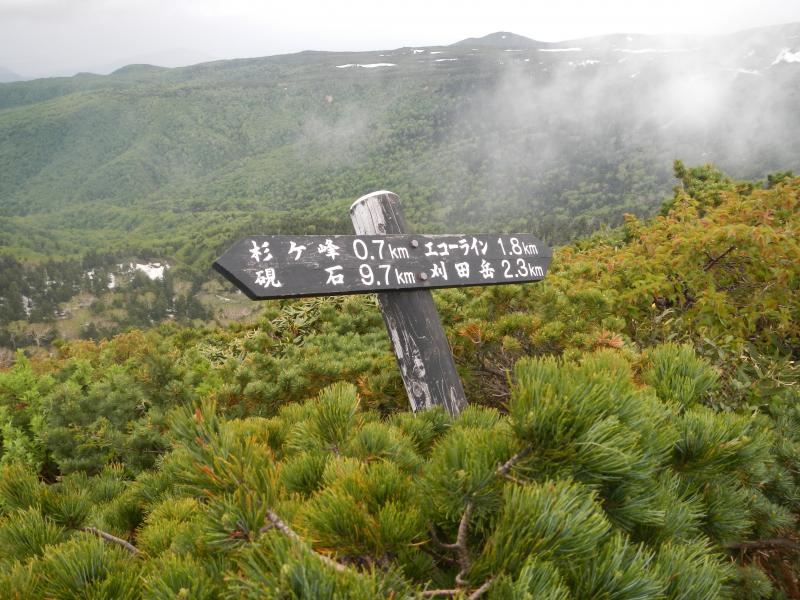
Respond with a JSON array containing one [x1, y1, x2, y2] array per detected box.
[[132, 262, 168, 280], [772, 49, 800, 65], [336, 63, 396, 69], [435, 58, 459, 62], [614, 48, 694, 54], [538, 48, 582, 53], [569, 60, 600, 67]]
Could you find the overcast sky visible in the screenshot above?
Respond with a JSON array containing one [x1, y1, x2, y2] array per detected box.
[[2, 0, 799, 79]]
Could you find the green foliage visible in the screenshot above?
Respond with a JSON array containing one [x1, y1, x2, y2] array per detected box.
[[231, 531, 410, 599], [475, 480, 612, 577], [643, 343, 720, 408], [280, 451, 331, 497], [136, 496, 202, 556], [0, 462, 43, 513], [655, 541, 734, 600], [142, 554, 220, 599], [565, 533, 662, 599], [40, 484, 92, 529], [0, 560, 42, 600], [1, 349, 798, 597], [422, 425, 512, 522], [0, 354, 51, 471], [42, 363, 170, 474], [488, 558, 571, 599], [389, 408, 451, 454], [0, 507, 68, 561], [287, 382, 363, 455], [38, 535, 140, 599], [734, 564, 773, 599], [98, 488, 147, 538], [300, 460, 425, 563]]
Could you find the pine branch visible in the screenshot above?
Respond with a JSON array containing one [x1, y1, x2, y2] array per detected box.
[[81, 526, 140, 556], [468, 578, 495, 599], [418, 578, 494, 598], [477, 362, 507, 379], [419, 590, 459, 598], [724, 538, 800, 552], [439, 503, 474, 587], [498, 471, 526, 485], [703, 245, 736, 271], [262, 509, 348, 573], [426, 524, 458, 565], [496, 446, 531, 483]]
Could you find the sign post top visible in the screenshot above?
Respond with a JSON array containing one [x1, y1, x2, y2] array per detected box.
[[350, 190, 396, 213]]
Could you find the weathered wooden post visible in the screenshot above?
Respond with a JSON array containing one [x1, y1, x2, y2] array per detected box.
[[350, 191, 466, 416], [212, 190, 552, 417]]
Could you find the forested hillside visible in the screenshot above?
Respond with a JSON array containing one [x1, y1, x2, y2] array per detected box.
[[2, 24, 800, 347], [1, 167, 798, 598]]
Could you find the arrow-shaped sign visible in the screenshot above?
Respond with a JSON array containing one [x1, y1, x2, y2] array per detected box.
[[213, 233, 552, 300]]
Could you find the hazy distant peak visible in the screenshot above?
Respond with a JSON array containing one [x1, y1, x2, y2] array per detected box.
[[111, 64, 169, 76], [96, 48, 217, 76], [0, 65, 25, 83], [451, 31, 543, 49]]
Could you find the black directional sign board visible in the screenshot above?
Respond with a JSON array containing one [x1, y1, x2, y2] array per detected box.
[[213, 234, 552, 300]]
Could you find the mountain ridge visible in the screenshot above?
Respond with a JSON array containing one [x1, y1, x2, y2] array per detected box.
[[0, 65, 25, 83], [451, 31, 545, 49], [2, 22, 799, 86]]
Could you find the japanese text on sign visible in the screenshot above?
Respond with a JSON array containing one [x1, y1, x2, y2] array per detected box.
[[213, 234, 552, 300]]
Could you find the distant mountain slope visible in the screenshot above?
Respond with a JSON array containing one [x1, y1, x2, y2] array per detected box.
[[0, 66, 24, 83], [96, 48, 217, 75], [0, 24, 798, 267]]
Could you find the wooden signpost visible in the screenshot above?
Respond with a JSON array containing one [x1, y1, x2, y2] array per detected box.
[[214, 191, 552, 416]]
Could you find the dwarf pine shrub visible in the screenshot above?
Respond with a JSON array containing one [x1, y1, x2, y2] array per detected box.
[[1, 345, 798, 598]]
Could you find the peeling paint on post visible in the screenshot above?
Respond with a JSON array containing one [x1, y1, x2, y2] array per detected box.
[[350, 191, 467, 417]]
